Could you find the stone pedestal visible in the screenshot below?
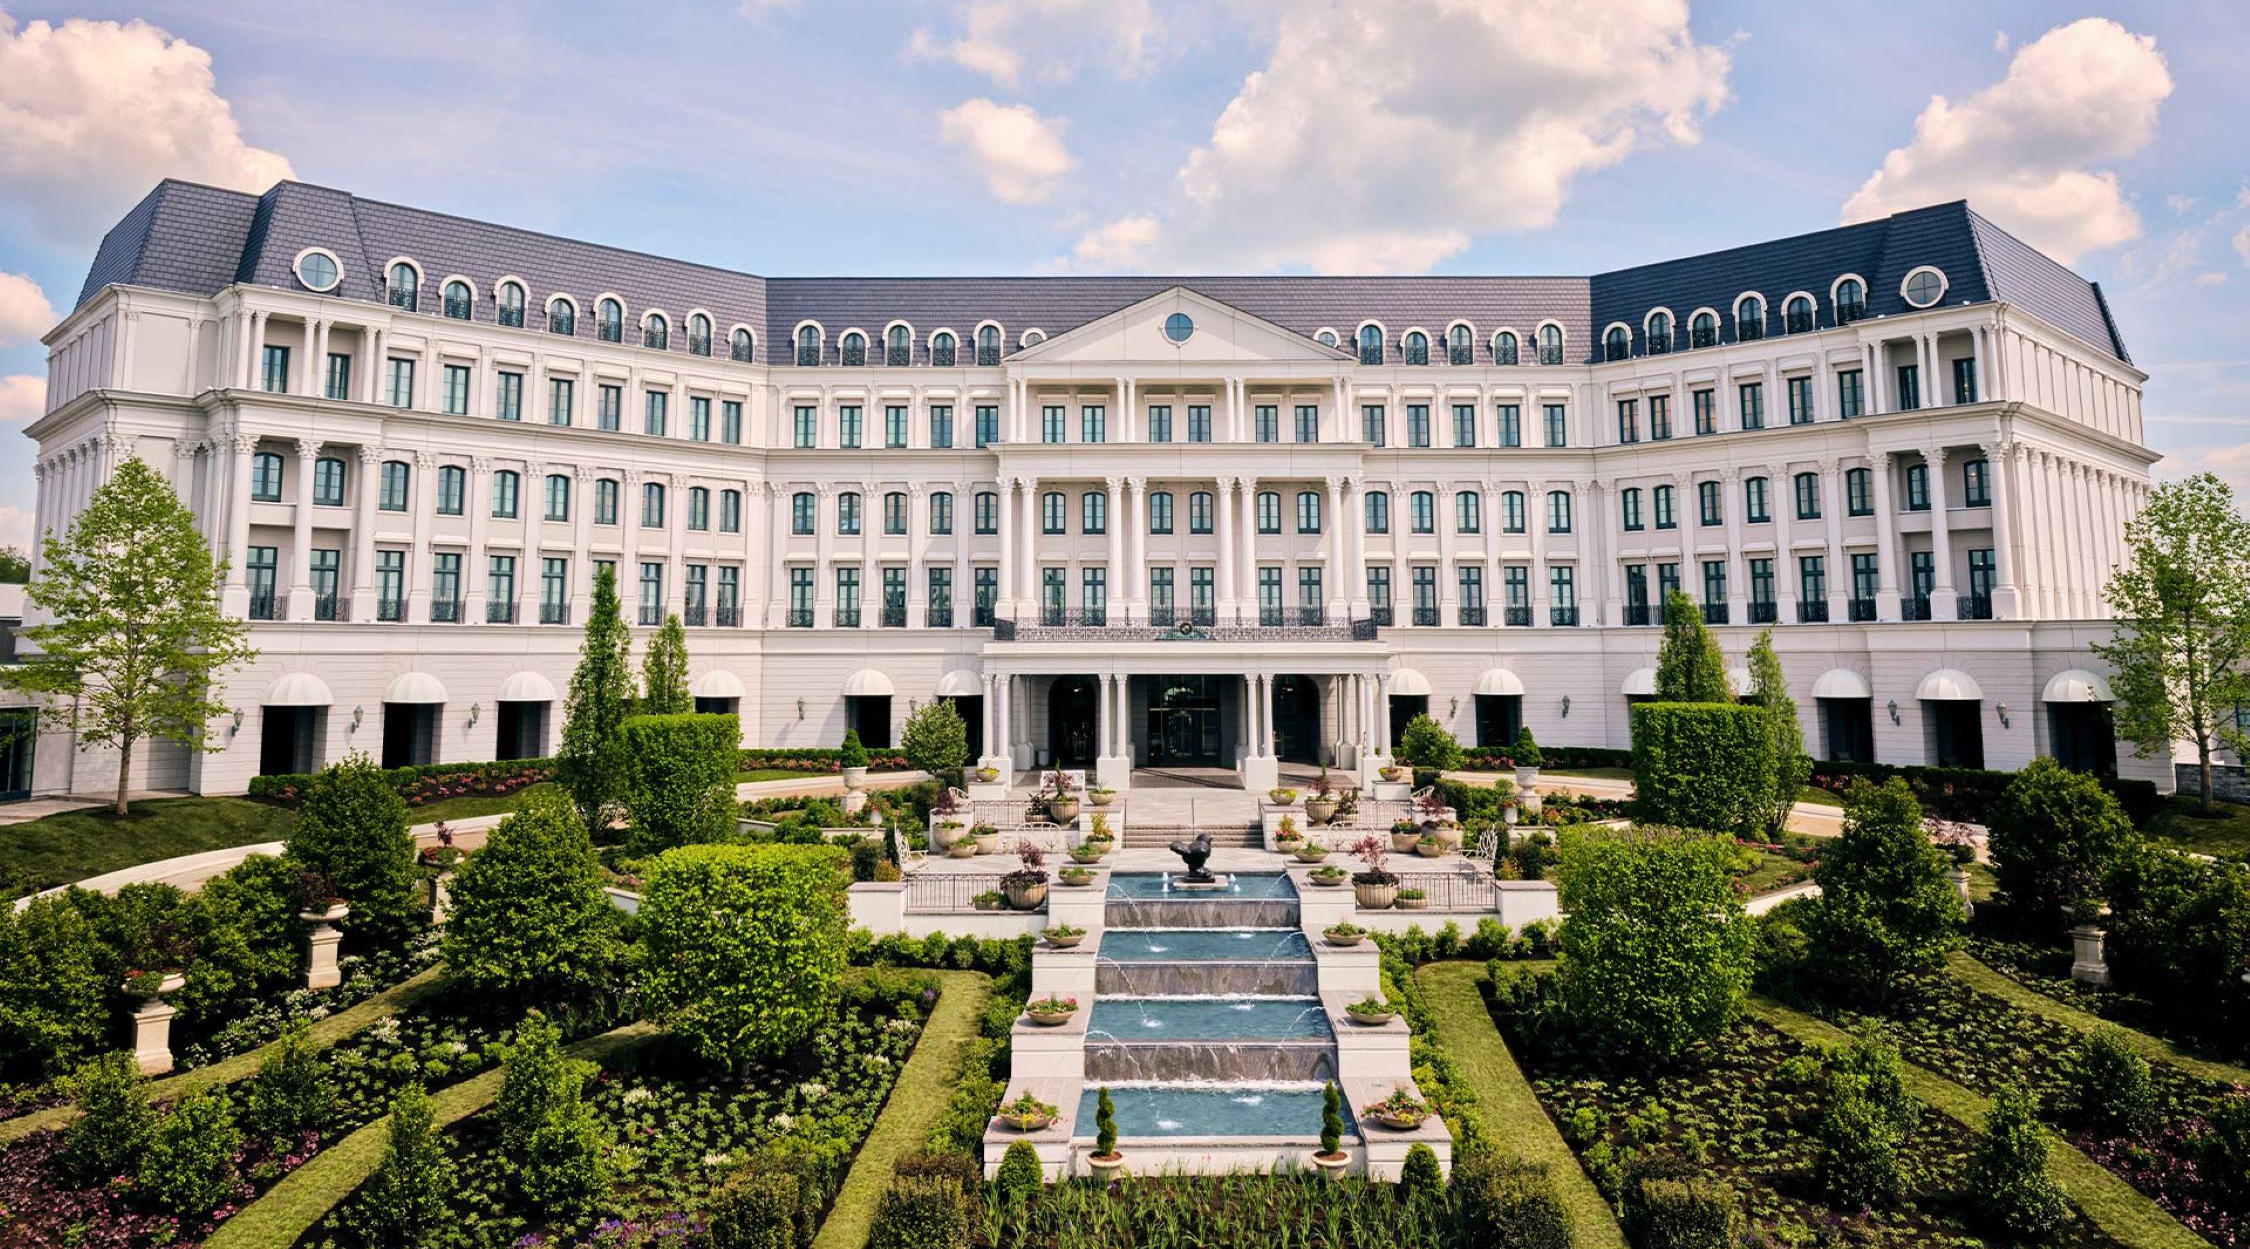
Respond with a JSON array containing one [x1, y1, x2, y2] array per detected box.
[[430, 871, 455, 927], [1239, 754, 1280, 793], [841, 790, 870, 817], [1945, 868, 1974, 919], [302, 904, 349, 991], [126, 971, 187, 1075], [1095, 756, 1133, 792], [2069, 925, 2111, 986]]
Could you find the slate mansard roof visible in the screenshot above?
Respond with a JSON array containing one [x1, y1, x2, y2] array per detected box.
[[76, 180, 2130, 367]]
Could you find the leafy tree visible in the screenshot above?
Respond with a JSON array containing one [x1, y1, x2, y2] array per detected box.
[[61, 1051, 151, 1182], [288, 752, 418, 940], [1743, 630, 1809, 837], [1396, 713, 1463, 773], [1555, 827, 1755, 1062], [0, 892, 109, 1081], [240, 1021, 334, 1144], [0, 457, 254, 814], [1970, 1084, 2068, 1237], [498, 1011, 606, 1214], [0, 544, 27, 583], [138, 1087, 242, 1215], [2096, 472, 2250, 811], [1814, 1027, 1915, 1207], [442, 785, 617, 1002], [353, 1083, 452, 1249], [1804, 780, 1963, 1006], [1654, 589, 1730, 703], [641, 844, 852, 1069], [1629, 703, 1777, 838], [1988, 757, 2137, 930], [901, 698, 969, 782], [557, 563, 636, 830], [2063, 1026, 2156, 1135], [641, 612, 692, 715]]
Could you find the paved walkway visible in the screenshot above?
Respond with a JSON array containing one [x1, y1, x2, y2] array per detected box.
[[0, 789, 191, 825]]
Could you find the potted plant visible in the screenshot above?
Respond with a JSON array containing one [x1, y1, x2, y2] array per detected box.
[[1310, 1081, 1349, 1178], [1087, 785, 1116, 808], [1511, 727, 1542, 786], [947, 837, 979, 859], [1269, 787, 1299, 807], [1323, 921, 1368, 948], [1414, 834, 1447, 859], [1307, 864, 1348, 888], [1070, 841, 1108, 864], [1004, 844, 1050, 910], [1024, 995, 1078, 1027], [972, 889, 1006, 912], [975, 765, 1001, 783], [1345, 995, 1395, 1027], [1046, 768, 1081, 823], [1433, 822, 1464, 851], [1058, 865, 1097, 887], [1349, 835, 1399, 909], [996, 1091, 1060, 1131], [1275, 815, 1302, 849], [122, 968, 186, 1002], [1042, 923, 1087, 950], [1378, 764, 1403, 783], [972, 821, 1001, 854], [1087, 813, 1114, 844], [1390, 819, 1421, 854], [1088, 1086, 1125, 1183], [1396, 886, 1429, 910], [1294, 842, 1330, 864], [839, 729, 871, 791], [1304, 772, 1339, 825], [1363, 1086, 1429, 1131]]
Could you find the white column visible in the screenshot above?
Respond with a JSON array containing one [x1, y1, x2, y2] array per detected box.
[[1020, 476, 1041, 608], [996, 477, 1017, 618], [1872, 454, 1900, 617], [1721, 470, 1745, 619], [408, 452, 435, 619], [1988, 442, 2020, 618], [1773, 464, 1796, 621], [350, 445, 379, 622], [223, 435, 254, 611], [906, 483, 928, 626], [1926, 447, 1956, 615], [288, 438, 318, 620], [981, 673, 998, 761], [364, 329, 386, 404], [954, 479, 974, 629], [2068, 462, 2095, 618], [1262, 670, 1278, 758], [1216, 474, 1238, 619], [1126, 476, 1148, 619], [1820, 459, 1847, 620], [1104, 476, 1124, 619], [1240, 474, 1260, 623], [1347, 477, 1369, 615], [1435, 479, 1459, 626], [1324, 476, 1347, 618], [1096, 671, 1111, 758]]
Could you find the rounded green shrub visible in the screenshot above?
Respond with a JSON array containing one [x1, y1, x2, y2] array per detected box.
[[621, 712, 742, 853], [287, 751, 419, 939], [1510, 726, 1543, 769], [1969, 1083, 2068, 1237], [1452, 1156, 1568, 1249], [705, 1165, 802, 1249], [137, 1087, 242, 1215], [240, 1020, 334, 1144], [1629, 702, 1779, 838], [1398, 1141, 1444, 1201], [1397, 714, 1463, 773], [1814, 1073, 1907, 1207], [442, 785, 617, 1002], [1988, 756, 2137, 929], [0, 894, 109, 1082], [61, 1050, 151, 1183], [994, 1138, 1043, 1204], [869, 1172, 971, 1249], [1622, 1163, 1743, 1249], [2064, 1026, 2156, 1135]]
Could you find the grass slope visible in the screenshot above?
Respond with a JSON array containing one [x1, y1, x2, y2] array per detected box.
[[812, 969, 991, 1249], [2142, 795, 2250, 858], [0, 796, 295, 892], [1747, 995, 2213, 1249], [1949, 951, 2250, 1087], [1416, 960, 1629, 1249]]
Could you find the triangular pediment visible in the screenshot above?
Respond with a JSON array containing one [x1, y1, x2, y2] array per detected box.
[[1008, 286, 1351, 365]]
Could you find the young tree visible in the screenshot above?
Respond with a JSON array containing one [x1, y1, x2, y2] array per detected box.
[[497, 1011, 606, 1214], [1655, 589, 1731, 703], [2094, 472, 2250, 811], [900, 697, 969, 783], [1396, 712, 1463, 774], [442, 786, 617, 1002], [1804, 779, 1962, 1006], [353, 1083, 452, 1249], [557, 563, 635, 830], [288, 752, 419, 940], [640, 612, 692, 715], [1988, 757, 2137, 931], [1744, 629, 1809, 837], [0, 458, 253, 814]]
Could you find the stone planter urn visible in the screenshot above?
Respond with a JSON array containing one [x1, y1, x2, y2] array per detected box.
[[1503, 804, 1520, 827], [125, 971, 188, 1075], [948, 840, 979, 859], [1390, 830, 1421, 853], [300, 902, 350, 991], [1378, 766, 1403, 783], [1304, 796, 1339, 824], [1352, 882, 1397, 910], [1088, 1152, 1127, 1184], [1087, 789, 1116, 808], [840, 765, 869, 792], [1397, 893, 1430, 911], [1346, 1005, 1395, 1028], [1415, 839, 1447, 858], [1049, 795, 1081, 823], [1310, 1150, 1351, 1180], [1435, 824, 1464, 850], [2069, 924, 2111, 986], [1006, 879, 1051, 910], [1945, 867, 1974, 918], [1308, 870, 1348, 888], [1514, 765, 1539, 788], [975, 831, 1001, 855]]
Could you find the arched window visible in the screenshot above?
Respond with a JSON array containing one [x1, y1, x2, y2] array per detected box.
[[497, 281, 525, 328], [1537, 324, 1563, 364], [641, 481, 665, 528], [1736, 295, 1766, 341], [1357, 325, 1384, 365], [1647, 311, 1672, 354], [443, 280, 472, 320], [688, 314, 712, 356], [594, 479, 620, 525], [1403, 331, 1428, 365], [838, 491, 863, 534], [840, 331, 866, 366], [931, 331, 956, 367], [436, 465, 466, 515], [1494, 331, 1519, 365], [491, 469, 520, 519], [690, 486, 713, 531], [548, 298, 575, 336], [1546, 489, 1573, 533], [312, 456, 346, 507], [1447, 324, 1473, 365], [1148, 490, 1174, 533], [1604, 325, 1629, 361], [1454, 489, 1480, 534], [545, 474, 571, 521], [1022, 329, 1046, 347], [886, 325, 910, 366], [882, 491, 907, 535], [598, 298, 623, 343], [1297, 490, 1323, 534], [1501, 490, 1526, 534], [644, 313, 669, 351], [976, 324, 1001, 365], [730, 328, 753, 362], [796, 325, 821, 366], [1835, 278, 1867, 323], [1256, 491, 1281, 534], [791, 491, 815, 535], [1845, 467, 1874, 515], [1364, 490, 1390, 534], [386, 262, 418, 309], [1690, 311, 1717, 349], [1082, 491, 1106, 534], [1188, 491, 1214, 534], [1042, 491, 1065, 534], [1409, 491, 1435, 534], [378, 460, 410, 511], [1784, 295, 1814, 334]]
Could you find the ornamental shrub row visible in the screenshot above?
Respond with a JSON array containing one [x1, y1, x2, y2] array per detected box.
[[250, 747, 917, 806], [1805, 757, 2161, 826], [1462, 744, 1633, 771], [1630, 702, 1777, 839]]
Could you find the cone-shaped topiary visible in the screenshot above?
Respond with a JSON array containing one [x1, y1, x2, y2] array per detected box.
[[1320, 1080, 1345, 1156], [1094, 1086, 1119, 1159], [1399, 1142, 1443, 1200], [994, 1138, 1043, 1205]]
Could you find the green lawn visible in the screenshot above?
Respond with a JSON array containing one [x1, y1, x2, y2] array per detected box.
[[2142, 794, 2250, 857], [1545, 766, 1832, 806], [736, 767, 829, 784], [400, 782, 556, 826], [0, 795, 297, 893]]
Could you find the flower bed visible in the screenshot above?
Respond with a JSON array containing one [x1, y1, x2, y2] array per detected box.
[[975, 1174, 1455, 1247], [177, 938, 441, 1070], [1964, 935, 2250, 1067]]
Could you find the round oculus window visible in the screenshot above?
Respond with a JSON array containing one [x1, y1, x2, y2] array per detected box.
[[1163, 312, 1195, 343], [295, 251, 339, 292], [1903, 268, 1945, 308]]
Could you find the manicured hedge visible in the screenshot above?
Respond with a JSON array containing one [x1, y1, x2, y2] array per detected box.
[[1463, 745, 1633, 772], [1630, 703, 1777, 838], [1806, 759, 2162, 827], [249, 748, 914, 808], [621, 713, 741, 852]]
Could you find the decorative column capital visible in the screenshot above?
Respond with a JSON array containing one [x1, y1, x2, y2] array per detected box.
[[356, 444, 382, 464], [470, 455, 494, 475], [1816, 457, 1841, 475], [1324, 475, 1346, 493], [295, 438, 321, 459], [1104, 475, 1124, 494], [1125, 475, 1147, 494], [414, 450, 437, 468], [1873, 452, 1894, 472], [1927, 446, 1951, 467]]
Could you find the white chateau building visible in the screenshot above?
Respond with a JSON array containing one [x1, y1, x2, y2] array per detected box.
[[4, 180, 2163, 800]]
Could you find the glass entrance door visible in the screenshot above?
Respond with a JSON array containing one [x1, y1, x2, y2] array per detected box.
[[1143, 675, 1223, 766]]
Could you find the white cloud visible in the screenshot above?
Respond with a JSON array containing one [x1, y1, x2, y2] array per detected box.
[[1070, 0, 1729, 274], [0, 273, 56, 346], [2236, 224, 2250, 269], [1842, 17, 2170, 264], [0, 374, 42, 423], [0, 9, 294, 244], [736, 0, 797, 19], [2199, 271, 2228, 286], [908, 0, 1160, 90], [1993, 30, 2010, 53], [2167, 193, 2199, 215], [1072, 215, 1160, 268], [938, 99, 1073, 205]]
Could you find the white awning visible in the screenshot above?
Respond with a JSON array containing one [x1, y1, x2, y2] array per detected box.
[[1727, 667, 1754, 698], [1811, 668, 1872, 700], [2042, 668, 2114, 703], [934, 669, 982, 698], [1473, 668, 1525, 697], [264, 672, 333, 706], [497, 671, 557, 703], [383, 672, 448, 704], [691, 669, 746, 699], [1387, 668, 1432, 697], [1917, 668, 1984, 701], [1622, 667, 1659, 697], [842, 669, 895, 698]]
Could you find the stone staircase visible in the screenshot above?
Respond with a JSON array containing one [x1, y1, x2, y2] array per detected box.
[[1118, 822, 1264, 850]]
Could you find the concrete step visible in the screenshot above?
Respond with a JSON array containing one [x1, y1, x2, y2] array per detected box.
[[1119, 824, 1264, 849]]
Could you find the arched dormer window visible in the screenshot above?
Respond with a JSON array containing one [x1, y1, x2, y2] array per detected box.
[[1834, 277, 1867, 324], [1357, 324, 1384, 365], [547, 297, 575, 337], [442, 280, 472, 320], [497, 281, 525, 328], [796, 325, 822, 366], [1603, 325, 1629, 361], [597, 298, 623, 343], [688, 313, 712, 356], [976, 324, 1001, 365], [1690, 311, 1718, 349], [644, 313, 669, 351], [386, 262, 418, 310], [1784, 295, 1814, 334], [1647, 311, 1672, 354], [1403, 330, 1428, 365], [886, 324, 910, 366], [1735, 295, 1765, 342], [1447, 324, 1473, 365], [1493, 331, 1518, 365], [730, 327, 753, 363], [1537, 323, 1563, 365], [840, 331, 866, 366], [931, 331, 956, 367]]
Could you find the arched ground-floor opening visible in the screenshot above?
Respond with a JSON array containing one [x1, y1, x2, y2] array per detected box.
[[1273, 675, 1321, 764], [1047, 675, 1099, 767], [261, 707, 324, 776], [382, 703, 438, 769], [495, 700, 549, 761]]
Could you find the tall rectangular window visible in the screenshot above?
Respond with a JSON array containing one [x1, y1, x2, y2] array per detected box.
[[1800, 555, 1826, 605], [690, 395, 712, 441], [974, 404, 998, 448], [542, 558, 568, 620], [1837, 369, 1865, 418], [1787, 375, 1813, 425], [1150, 491, 1174, 533], [886, 404, 909, 449], [1745, 476, 1770, 524], [839, 404, 862, 449], [1406, 404, 1431, 448], [548, 377, 574, 426], [1847, 467, 1873, 515], [1453, 403, 1476, 448], [442, 364, 470, 415], [1701, 559, 1726, 606], [1190, 567, 1215, 621], [436, 467, 464, 515], [1653, 485, 1676, 530], [1150, 567, 1174, 618], [790, 568, 814, 625], [309, 549, 340, 613], [1698, 480, 1722, 526], [1083, 567, 1107, 621], [641, 562, 665, 616], [261, 344, 290, 393], [1549, 566, 1575, 614], [1543, 403, 1567, 447], [1299, 566, 1323, 613], [930, 404, 953, 449], [1649, 394, 1671, 440], [376, 550, 405, 617], [974, 567, 997, 623], [1362, 404, 1386, 447], [1081, 405, 1105, 444], [1617, 398, 1639, 444], [1497, 403, 1521, 448], [975, 491, 997, 534], [1738, 381, 1764, 430], [721, 399, 742, 445], [1255, 404, 1278, 444], [1148, 404, 1172, 443], [431, 552, 459, 613], [1692, 388, 1716, 435], [1906, 464, 1930, 511], [1852, 553, 1879, 604], [1896, 363, 1921, 412], [1911, 551, 1936, 605], [1042, 405, 1065, 444], [1187, 404, 1212, 442], [496, 371, 523, 421], [385, 357, 415, 408], [1953, 357, 1978, 405], [323, 353, 350, 401], [489, 554, 516, 612], [1367, 567, 1391, 618], [836, 567, 861, 626], [795, 404, 818, 448], [1296, 404, 1320, 443], [1410, 566, 1436, 624], [1968, 548, 1996, 604], [1748, 557, 1773, 606], [1621, 488, 1644, 531], [598, 384, 623, 432], [379, 461, 409, 511]]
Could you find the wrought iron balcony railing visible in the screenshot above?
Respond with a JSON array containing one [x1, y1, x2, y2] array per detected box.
[[1797, 600, 1830, 623], [1749, 600, 1777, 624], [1505, 605, 1532, 627], [488, 601, 517, 624], [541, 602, 570, 625], [312, 594, 342, 622], [787, 608, 814, 628], [1957, 594, 1994, 621], [1902, 597, 1934, 621], [715, 605, 741, 627], [376, 597, 406, 623], [637, 604, 663, 626], [1550, 606, 1580, 627], [1623, 603, 1652, 626], [247, 592, 279, 621], [1702, 603, 1730, 625], [1412, 606, 1440, 627], [1849, 598, 1878, 622], [1457, 605, 1485, 627], [430, 599, 464, 624]]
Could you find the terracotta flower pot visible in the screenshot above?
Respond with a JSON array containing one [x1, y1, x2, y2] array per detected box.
[[1353, 883, 1397, 910]]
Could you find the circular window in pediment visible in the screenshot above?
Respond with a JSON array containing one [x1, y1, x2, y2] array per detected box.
[[1163, 312, 1195, 344]]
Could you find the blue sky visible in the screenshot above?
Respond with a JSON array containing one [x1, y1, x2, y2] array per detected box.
[[0, 0, 2243, 548]]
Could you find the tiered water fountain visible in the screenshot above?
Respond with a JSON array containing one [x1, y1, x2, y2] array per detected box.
[[986, 833, 1453, 1180]]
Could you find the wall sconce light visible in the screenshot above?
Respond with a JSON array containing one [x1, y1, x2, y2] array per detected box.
[[1560, 695, 1572, 719], [796, 698, 806, 722], [1886, 699, 1900, 725], [1995, 703, 2011, 729], [351, 705, 363, 731], [467, 702, 481, 727], [230, 708, 244, 733], [1448, 696, 1459, 719]]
